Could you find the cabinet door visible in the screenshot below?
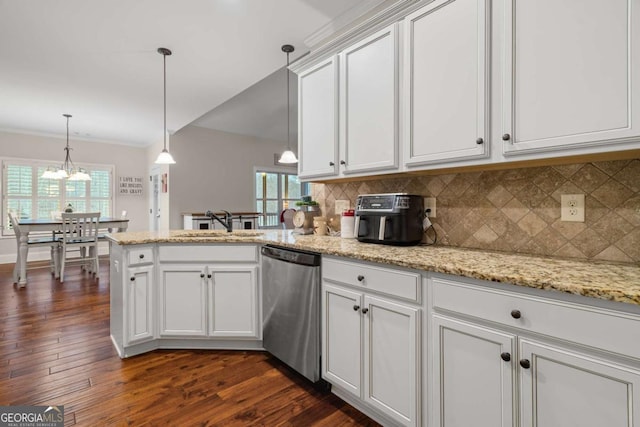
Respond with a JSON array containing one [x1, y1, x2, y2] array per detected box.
[[502, 0, 640, 155], [158, 265, 207, 337], [298, 56, 339, 179], [126, 265, 155, 345], [322, 283, 362, 397], [520, 339, 640, 427], [340, 24, 399, 174], [403, 0, 490, 166], [432, 314, 515, 427], [363, 295, 419, 426], [208, 266, 259, 339]]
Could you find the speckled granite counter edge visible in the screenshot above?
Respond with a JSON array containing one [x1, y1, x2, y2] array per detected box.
[[106, 230, 640, 306]]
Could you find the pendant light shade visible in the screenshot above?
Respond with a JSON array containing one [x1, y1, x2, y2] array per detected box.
[[278, 150, 298, 164], [155, 47, 176, 165], [155, 148, 175, 164], [278, 44, 298, 164], [42, 114, 91, 181]]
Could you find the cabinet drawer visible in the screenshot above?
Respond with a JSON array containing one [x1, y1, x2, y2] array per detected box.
[[159, 244, 258, 263], [431, 277, 640, 359], [323, 257, 421, 302], [128, 246, 154, 266]]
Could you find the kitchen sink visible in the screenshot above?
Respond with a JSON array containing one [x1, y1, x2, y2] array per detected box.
[[174, 230, 263, 238]]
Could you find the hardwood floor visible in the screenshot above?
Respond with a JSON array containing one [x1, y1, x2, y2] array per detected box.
[[0, 261, 380, 426]]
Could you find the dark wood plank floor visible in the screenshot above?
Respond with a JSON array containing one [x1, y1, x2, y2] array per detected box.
[[0, 261, 380, 426]]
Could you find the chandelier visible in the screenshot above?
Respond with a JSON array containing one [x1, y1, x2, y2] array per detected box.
[[42, 114, 91, 181]]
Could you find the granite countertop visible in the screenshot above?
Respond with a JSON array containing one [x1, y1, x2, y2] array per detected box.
[[107, 230, 640, 306]]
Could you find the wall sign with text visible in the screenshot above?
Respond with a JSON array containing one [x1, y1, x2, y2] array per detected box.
[[119, 176, 144, 196]]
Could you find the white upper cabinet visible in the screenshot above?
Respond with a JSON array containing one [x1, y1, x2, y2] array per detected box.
[[298, 56, 339, 179], [501, 0, 640, 156], [340, 24, 399, 174], [404, 0, 490, 166]]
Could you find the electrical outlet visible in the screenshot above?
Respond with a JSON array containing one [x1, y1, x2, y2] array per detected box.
[[424, 197, 436, 218], [561, 194, 585, 222]]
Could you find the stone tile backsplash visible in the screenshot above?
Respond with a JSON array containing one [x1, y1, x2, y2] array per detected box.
[[311, 159, 640, 264]]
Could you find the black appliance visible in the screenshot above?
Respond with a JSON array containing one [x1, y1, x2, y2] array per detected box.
[[355, 193, 424, 246]]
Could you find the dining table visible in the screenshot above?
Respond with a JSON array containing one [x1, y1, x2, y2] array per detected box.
[[14, 217, 129, 287]]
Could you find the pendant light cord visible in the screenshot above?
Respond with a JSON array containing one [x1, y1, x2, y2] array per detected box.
[[163, 51, 167, 150], [286, 50, 290, 151]]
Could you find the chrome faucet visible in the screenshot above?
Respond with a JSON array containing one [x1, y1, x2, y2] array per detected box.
[[205, 210, 233, 232]]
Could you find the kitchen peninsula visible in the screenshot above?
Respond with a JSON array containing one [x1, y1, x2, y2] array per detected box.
[[108, 229, 640, 427], [108, 229, 640, 305]]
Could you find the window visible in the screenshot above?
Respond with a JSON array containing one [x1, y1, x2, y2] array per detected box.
[[255, 169, 309, 228], [2, 158, 114, 235]]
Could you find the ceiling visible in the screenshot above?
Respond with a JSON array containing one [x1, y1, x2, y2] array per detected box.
[[191, 66, 297, 143], [0, 0, 377, 147]]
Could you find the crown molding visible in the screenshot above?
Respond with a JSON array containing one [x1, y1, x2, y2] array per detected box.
[[291, 0, 419, 73], [303, 0, 388, 48], [0, 127, 149, 148]]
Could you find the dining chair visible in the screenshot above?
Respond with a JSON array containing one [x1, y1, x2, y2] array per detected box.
[[8, 211, 61, 283], [97, 210, 127, 243], [59, 212, 100, 283]]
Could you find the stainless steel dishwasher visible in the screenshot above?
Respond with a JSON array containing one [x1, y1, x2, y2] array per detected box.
[[261, 245, 321, 383]]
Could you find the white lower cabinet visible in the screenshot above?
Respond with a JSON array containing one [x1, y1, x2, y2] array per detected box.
[[432, 314, 515, 427], [323, 284, 363, 396], [109, 243, 156, 356], [158, 263, 259, 339], [322, 257, 421, 426], [364, 295, 418, 425], [208, 266, 259, 339], [430, 275, 640, 427], [519, 339, 640, 427], [158, 265, 208, 337], [111, 243, 261, 358], [126, 264, 155, 345]]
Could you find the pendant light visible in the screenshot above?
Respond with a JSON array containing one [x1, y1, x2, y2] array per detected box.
[[42, 114, 91, 181], [278, 44, 298, 164], [155, 47, 176, 164]]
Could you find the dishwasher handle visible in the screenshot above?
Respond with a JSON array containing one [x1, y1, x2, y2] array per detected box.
[[261, 245, 321, 267]]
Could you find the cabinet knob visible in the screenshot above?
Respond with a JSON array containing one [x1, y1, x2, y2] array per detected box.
[[510, 309, 521, 319], [500, 352, 511, 362], [357, 275, 365, 282], [353, 305, 360, 311], [200, 273, 205, 278], [139, 254, 144, 259], [361, 308, 369, 314], [502, 133, 511, 141], [207, 274, 212, 279], [340, 160, 346, 165], [329, 161, 335, 166], [130, 277, 135, 281], [476, 137, 484, 145], [519, 359, 531, 369]]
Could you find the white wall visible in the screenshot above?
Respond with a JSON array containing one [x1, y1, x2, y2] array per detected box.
[[0, 130, 150, 264], [168, 125, 295, 229]]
